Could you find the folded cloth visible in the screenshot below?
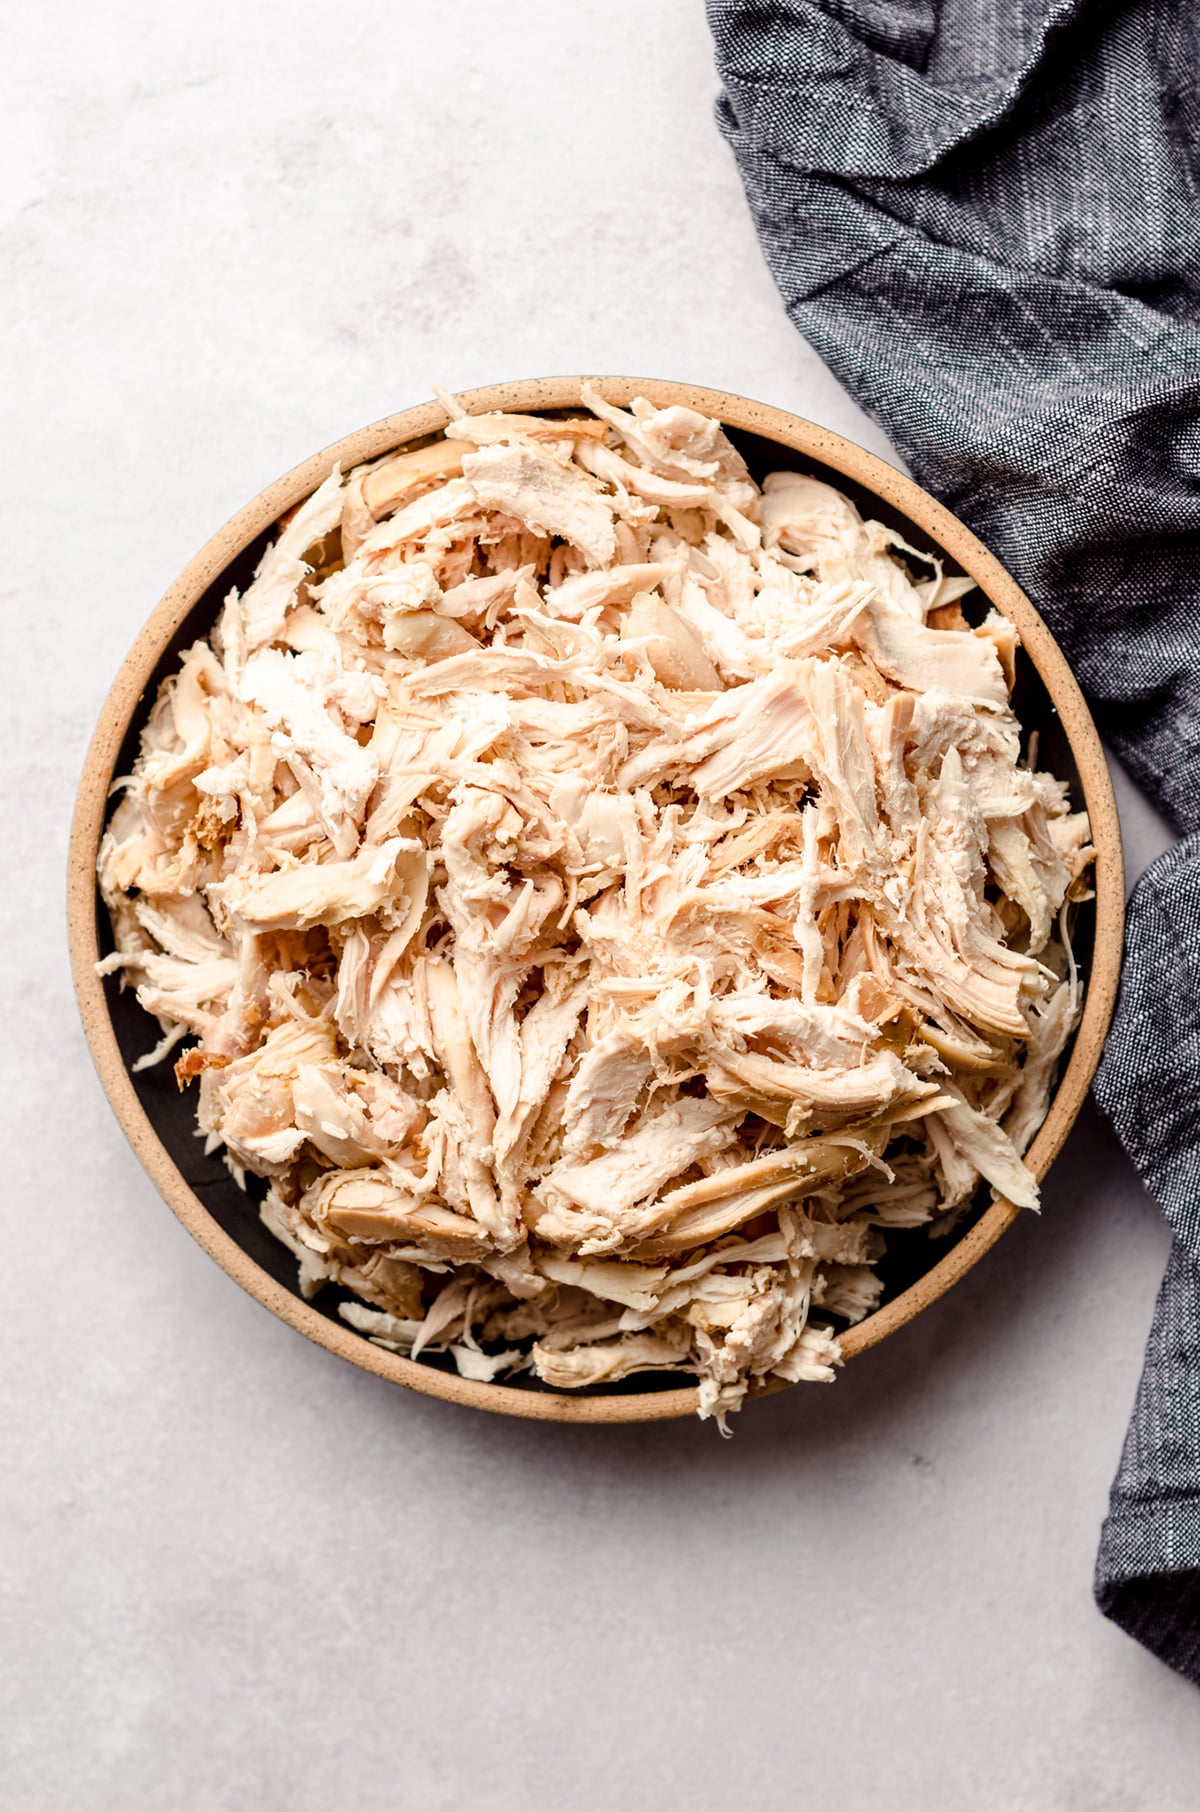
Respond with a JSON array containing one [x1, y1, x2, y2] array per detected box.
[[708, 0, 1200, 1680]]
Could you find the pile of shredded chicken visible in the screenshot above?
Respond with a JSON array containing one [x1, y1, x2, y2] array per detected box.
[[99, 384, 1094, 1424]]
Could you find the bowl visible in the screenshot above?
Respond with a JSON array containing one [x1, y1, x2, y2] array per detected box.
[[68, 377, 1125, 1422]]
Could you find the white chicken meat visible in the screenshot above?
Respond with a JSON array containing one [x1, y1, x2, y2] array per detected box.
[[99, 387, 1094, 1426]]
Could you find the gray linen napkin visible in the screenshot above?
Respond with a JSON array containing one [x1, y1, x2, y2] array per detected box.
[[706, 0, 1200, 1680]]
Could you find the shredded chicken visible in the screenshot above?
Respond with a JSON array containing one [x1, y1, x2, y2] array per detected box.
[[99, 385, 1095, 1428]]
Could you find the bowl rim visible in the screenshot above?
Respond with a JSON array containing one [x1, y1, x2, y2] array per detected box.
[[67, 374, 1125, 1424]]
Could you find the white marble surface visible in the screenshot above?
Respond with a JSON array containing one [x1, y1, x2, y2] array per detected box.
[[4, 4, 1197, 1806]]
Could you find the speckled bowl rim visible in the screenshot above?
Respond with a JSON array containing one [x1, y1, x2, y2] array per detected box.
[[67, 376, 1125, 1423]]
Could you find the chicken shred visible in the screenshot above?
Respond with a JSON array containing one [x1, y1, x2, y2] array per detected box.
[[98, 388, 1094, 1427]]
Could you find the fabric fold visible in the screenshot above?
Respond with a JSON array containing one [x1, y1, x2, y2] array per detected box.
[[1095, 1241, 1200, 1680], [710, 0, 1088, 179]]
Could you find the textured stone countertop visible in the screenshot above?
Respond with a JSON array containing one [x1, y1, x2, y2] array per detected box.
[[4, 4, 1196, 1806]]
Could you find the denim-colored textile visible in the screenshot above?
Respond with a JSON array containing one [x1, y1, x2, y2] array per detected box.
[[708, 0, 1200, 1680]]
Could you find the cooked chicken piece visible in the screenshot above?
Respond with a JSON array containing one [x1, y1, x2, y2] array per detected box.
[[704, 1047, 936, 1131], [305, 1171, 492, 1258], [241, 647, 381, 853], [382, 612, 481, 661], [102, 384, 1091, 1422], [200, 1015, 340, 1174], [536, 1097, 740, 1236], [462, 443, 617, 568], [559, 1030, 655, 1159], [929, 1082, 1040, 1210], [532, 1329, 693, 1388], [543, 561, 678, 622], [291, 1063, 422, 1169], [623, 593, 723, 691], [578, 438, 760, 551], [619, 660, 814, 796], [760, 471, 863, 571], [209, 836, 427, 932], [235, 469, 346, 655], [442, 411, 608, 450], [580, 383, 751, 487], [630, 1136, 886, 1258], [361, 441, 466, 520]]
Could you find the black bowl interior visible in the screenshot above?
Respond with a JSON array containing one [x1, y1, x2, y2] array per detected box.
[[91, 418, 1094, 1397]]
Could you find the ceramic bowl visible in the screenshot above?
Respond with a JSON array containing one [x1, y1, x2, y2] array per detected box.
[[68, 377, 1125, 1421]]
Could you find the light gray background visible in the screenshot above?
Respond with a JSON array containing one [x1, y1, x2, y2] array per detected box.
[[4, 4, 1197, 1807]]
